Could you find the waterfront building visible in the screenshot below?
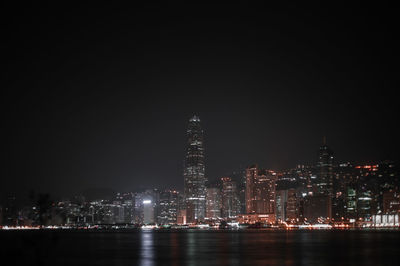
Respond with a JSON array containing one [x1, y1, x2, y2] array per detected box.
[[245, 165, 276, 215], [132, 189, 158, 224], [275, 188, 299, 223], [112, 201, 125, 223], [221, 177, 240, 219], [206, 187, 222, 219], [100, 203, 118, 224], [357, 191, 372, 221], [275, 190, 288, 222], [177, 209, 187, 225], [183, 115, 207, 223], [332, 162, 355, 221], [353, 161, 399, 215], [157, 190, 179, 224], [133, 193, 144, 224], [143, 196, 155, 224], [371, 213, 400, 227], [286, 188, 298, 222], [303, 194, 332, 223], [122, 200, 134, 223], [230, 169, 247, 214], [237, 213, 276, 224], [383, 189, 400, 213], [346, 186, 357, 220]]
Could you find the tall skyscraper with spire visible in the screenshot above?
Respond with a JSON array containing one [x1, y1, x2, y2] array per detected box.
[[183, 115, 206, 223]]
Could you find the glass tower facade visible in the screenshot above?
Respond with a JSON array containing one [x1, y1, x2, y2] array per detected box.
[[316, 138, 334, 195], [183, 115, 206, 223]]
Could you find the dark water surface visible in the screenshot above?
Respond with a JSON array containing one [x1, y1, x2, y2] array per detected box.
[[1, 229, 398, 265]]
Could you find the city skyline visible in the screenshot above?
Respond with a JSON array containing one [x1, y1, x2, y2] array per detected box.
[[1, 130, 398, 227], [1, 114, 397, 215], [2, 113, 398, 200], [2, 3, 399, 265], [3, 118, 397, 201]]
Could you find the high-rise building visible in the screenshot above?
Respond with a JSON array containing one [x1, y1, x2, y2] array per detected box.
[[286, 188, 298, 222], [275, 190, 288, 222], [332, 162, 355, 221], [230, 169, 247, 214], [206, 187, 222, 219], [383, 189, 400, 214], [221, 177, 240, 219], [112, 201, 125, 223], [346, 186, 357, 219], [246, 165, 258, 214], [183, 115, 206, 223], [303, 194, 332, 223], [133, 193, 144, 224], [354, 161, 399, 216], [275, 188, 298, 223], [122, 200, 134, 223], [245, 165, 276, 215], [316, 138, 334, 195], [157, 190, 179, 224], [132, 189, 158, 224], [143, 198, 155, 224]]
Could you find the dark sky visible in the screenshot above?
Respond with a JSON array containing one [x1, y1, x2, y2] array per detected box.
[[2, 3, 399, 198]]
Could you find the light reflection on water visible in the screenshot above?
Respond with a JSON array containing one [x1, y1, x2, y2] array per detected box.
[[140, 231, 154, 266], [1, 229, 400, 265]]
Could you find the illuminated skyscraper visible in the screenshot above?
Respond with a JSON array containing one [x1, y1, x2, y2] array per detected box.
[[143, 197, 155, 225], [184, 115, 206, 223], [275, 190, 288, 222], [230, 170, 246, 214], [245, 165, 258, 214], [133, 189, 158, 224], [286, 188, 298, 221], [221, 177, 240, 219], [245, 165, 276, 214], [157, 190, 179, 224], [316, 137, 334, 195], [206, 187, 222, 219]]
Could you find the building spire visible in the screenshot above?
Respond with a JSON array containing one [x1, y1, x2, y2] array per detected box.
[[323, 136, 327, 145]]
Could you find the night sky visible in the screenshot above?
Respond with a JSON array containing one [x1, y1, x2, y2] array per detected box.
[[2, 3, 398, 199]]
